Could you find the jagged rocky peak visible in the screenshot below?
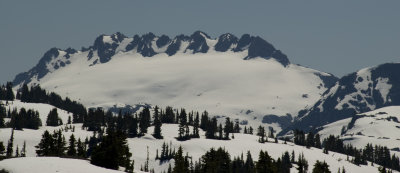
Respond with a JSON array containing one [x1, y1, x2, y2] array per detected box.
[[13, 31, 294, 86], [186, 31, 211, 53], [215, 33, 238, 52]]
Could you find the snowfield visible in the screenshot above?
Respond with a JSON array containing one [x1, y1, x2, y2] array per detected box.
[[320, 106, 400, 153], [0, 157, 126, 173], [21, 47, 333, 132]]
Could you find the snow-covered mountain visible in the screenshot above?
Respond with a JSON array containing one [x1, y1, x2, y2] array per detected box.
[[281, 63, 400, 135], [318, 106, 400, 153], [12, 31, 337, 131]]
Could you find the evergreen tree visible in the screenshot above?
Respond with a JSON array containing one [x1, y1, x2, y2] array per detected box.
[[6, 129, 14, 157], [244, 151, 255, 173], [312, 160, 331, 173], [0, 142, 5, 156], [91, 129, 132, 170], [257, 126, 266, 143], [256, 150, 276, 173], [297, 153, 308, 173], [306, 131, 315, 148], [224, 118, 232, 140], [46, 108, 62, 126], [173, 146, 189, 173], [21, 141, 26, 157], [67, 134, 76, 156], [139, 107, 151, 135], [76, 138, 86, 158], [36, 130, 55, 156], [200, 147, 231, 173], [315, 134, 322, 149], [153, 106, 163, 139], [5, 82, 14, 101], [249, 126, 253, 135], [192, 112, 200, 138], [15, 145, 19, 157]]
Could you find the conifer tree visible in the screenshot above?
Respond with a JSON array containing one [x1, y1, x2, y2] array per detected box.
[[0, 142, 5, 156], [139, 107, 151, 135], [15, 145, 19, 157], [76, 138, 86, 158], [244, 151, 255, 173], [173, 146, 189, 173], [67, 134, 76, 156], [153, 106, 163, 139], [46, 108, 62, 126], [257, 126, 266, 143], [6, 129, 14, 157], [312, 160, 331, 173], [192, 112, 200, 138], [91, 129, 132, 170], [21, 141, 26, 157], [36, 130, 54, 156]]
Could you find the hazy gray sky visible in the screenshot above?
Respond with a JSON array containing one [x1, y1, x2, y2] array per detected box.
[[1, 0, 399, 84]]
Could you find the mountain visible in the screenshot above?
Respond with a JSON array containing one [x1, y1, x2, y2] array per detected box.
[[12, 31, 337, 131], [280, 63, 400, 135], [318, 106, 400, 152]]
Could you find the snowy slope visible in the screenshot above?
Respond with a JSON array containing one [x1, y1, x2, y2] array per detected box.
[[281, 63, 400, 135], [12, 32, 337, 131], [0, 98, 391, 173], [1, 100, 72, 124], [0, 157, 126, 173], [319, 106, 400, 151]]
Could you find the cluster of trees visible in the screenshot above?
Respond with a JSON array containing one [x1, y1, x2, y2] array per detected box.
[[16, 84, 87, 118], [293, 130, 322, 149], [168, 146, 330, 173], [35, 128, 133, 172], [156, 142, 176, 163], [0, 106, 42, 130], [9, 108, 42, 130], [0, 82, 15, 101], [322, 135, 400, 171], [199, 113, 240, 140], [177, 109, 200, 141], [0, 129, 26, 160]]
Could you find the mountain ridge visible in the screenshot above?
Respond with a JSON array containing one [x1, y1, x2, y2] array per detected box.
[[14, 31, 292, 86]]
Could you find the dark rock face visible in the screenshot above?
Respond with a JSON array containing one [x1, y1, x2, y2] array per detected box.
[[280, 63, 400, 136], [93, 33, 125, 63], [165, 35, 190, 56], [262, 114, 293, 129], [234, 34, 252, 52], [156, 35, 170, 48], [186, 31, 210, 53], [14, 48, 60, 85], [215, 33, 238, 52]]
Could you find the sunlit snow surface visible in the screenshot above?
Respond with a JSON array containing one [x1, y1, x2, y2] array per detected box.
[[320, 106, 400, 153], [30, 49, 331, 131], [0, 100, 392, 173]]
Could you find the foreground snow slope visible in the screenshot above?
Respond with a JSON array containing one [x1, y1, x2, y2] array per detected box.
[[0, 157, 127, 173], [0, 100, 390, 172], [320, 106, 400, 151]]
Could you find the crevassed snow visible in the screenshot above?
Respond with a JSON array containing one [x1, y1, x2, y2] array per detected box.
[[375, 77, 392, 103]]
